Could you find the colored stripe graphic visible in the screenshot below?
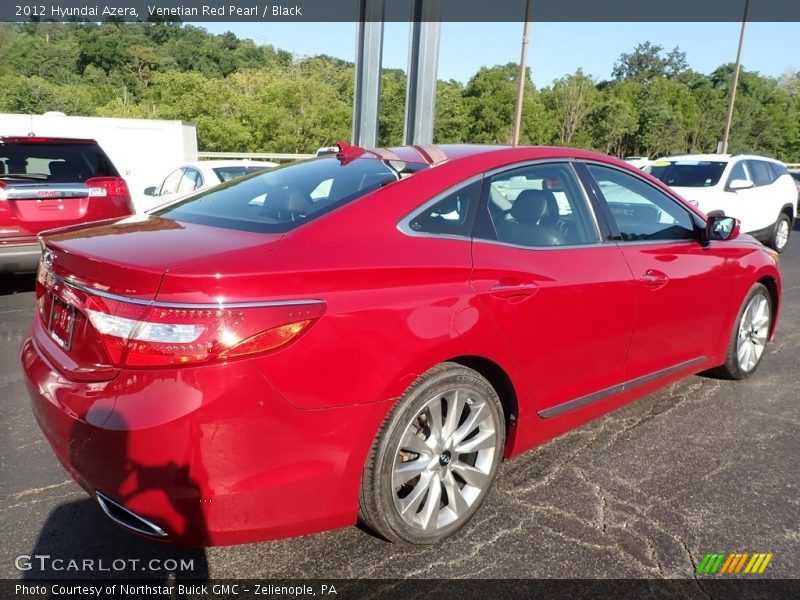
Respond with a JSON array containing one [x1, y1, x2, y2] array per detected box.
[[698, 552, 773, 574]]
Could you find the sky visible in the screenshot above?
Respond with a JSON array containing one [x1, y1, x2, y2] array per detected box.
[[195, 21, 799, 87]]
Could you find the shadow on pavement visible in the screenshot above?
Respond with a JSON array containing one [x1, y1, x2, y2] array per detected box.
[[1, 273, 36, 296], [21, 498, 209, 582]]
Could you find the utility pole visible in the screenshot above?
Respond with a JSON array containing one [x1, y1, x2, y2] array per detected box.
[[720, 0, 750, 154], [512, 0, 532, 146]]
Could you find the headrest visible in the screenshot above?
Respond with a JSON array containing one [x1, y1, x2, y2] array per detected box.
[[270, 187, 311, 212], [510, 189, 554, 224]]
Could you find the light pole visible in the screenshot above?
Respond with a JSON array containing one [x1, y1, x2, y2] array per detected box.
[[720, 0, 750, 154], [512, 0, 532, 146]]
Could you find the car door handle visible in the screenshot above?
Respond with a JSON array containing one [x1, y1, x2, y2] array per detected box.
[[640, 269, 669, 288], [489, 282, 539, 300]]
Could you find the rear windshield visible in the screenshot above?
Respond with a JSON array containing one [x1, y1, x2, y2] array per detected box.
[[155, 156, 428, 233], [212, 165, 271, 182], [648, 160, 727, 188], [0, 142, 118, 183]]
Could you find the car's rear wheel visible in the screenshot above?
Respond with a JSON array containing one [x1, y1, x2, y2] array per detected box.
[[713, 283, 772, 380], [770, 213, 791, 253], [359, 363, 505, 544]]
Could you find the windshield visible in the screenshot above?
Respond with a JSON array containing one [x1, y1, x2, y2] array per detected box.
[[155, 156, 427, 233], [648, 160, 727, 188]]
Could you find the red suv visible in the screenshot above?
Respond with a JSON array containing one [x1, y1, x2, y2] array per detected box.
[[0, 136, 134, 273]]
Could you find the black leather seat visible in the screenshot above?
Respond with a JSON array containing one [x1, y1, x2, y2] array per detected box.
[[497, 189, 566, 247]]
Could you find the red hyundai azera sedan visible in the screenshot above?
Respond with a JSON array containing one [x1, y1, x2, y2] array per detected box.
[[23, 144, 781, 546]]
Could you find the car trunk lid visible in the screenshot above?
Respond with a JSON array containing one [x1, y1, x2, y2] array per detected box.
[[34, 216, 283, 380]]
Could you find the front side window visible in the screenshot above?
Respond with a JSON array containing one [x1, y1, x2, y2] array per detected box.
[[159, 169, 184, 195], [407, 180, 481, 237], [479, 162, 599, 247], [155, 156, 427, 233], [727, 161, 750, 186], [178, 168, 202, 192], [588, 164, 696, 242]]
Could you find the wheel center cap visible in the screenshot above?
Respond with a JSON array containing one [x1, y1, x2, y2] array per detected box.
[[439, 451, 452, 467]]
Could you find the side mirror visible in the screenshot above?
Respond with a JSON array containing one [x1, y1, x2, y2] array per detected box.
[[143, 186, 157, 197], [727, 179, 754, 191], [705, 215, 740, 242]]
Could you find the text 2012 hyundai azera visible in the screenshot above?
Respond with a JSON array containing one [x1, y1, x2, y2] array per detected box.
[[23, 144, 781, 545]]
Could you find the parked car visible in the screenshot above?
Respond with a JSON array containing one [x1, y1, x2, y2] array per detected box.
[[648, 154, 796, 253], [623, 156, 650, 169], [143, 160, 277, 208], [25, 144, 781, 546], [0, 136, 133, 273], [315, 146, 339, 156], [790, 171, 800, 208]]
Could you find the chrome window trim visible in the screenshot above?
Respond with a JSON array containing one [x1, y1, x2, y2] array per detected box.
[[397, 158, 607, 248], [539, 356, 707, 419], [472, 238, 606, 252], [50, 272, 324, 310]]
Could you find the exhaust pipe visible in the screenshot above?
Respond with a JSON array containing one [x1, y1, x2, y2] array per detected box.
[[95, 491, 169, 538]]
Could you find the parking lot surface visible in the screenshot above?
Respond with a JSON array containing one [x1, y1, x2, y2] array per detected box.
[[1, 228, 798, 582]]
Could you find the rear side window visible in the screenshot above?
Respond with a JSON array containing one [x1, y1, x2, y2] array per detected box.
[[0, 142, 118, 182], [155, 156, 428, 233], [407, 180, 481, 237], [747, 160, 775, 187], [767, 162, 789, 179], [481, 162, 599, 247]]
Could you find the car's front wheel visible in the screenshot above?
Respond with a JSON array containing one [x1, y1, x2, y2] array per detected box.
[[359, 363, 505, 544], [769, 213, 791, 253], [713, 283, 773, 380]]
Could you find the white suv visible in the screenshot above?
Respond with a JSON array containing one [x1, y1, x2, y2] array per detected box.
[[648, 154, 796, 252]]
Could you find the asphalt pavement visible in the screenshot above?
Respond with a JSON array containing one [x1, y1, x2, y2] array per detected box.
[[1, 227, 798, 583]]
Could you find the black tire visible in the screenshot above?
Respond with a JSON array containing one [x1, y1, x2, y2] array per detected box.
[[769, 213, 791, 253], [359, 362, 505, 544], [711, 283, 772, 380]]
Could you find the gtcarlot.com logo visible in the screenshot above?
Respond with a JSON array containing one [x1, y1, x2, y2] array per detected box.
[[14, 554, 195, 573], [696, 552, 774, 575]]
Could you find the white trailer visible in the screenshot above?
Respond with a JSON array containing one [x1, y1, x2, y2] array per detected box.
[[0, 112, 198, 212]]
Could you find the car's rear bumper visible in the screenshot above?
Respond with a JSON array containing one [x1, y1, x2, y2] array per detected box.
[[0, 241, 40, 273], [22, 328, 392, 545]]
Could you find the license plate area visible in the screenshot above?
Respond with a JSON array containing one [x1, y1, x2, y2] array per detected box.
[[47, 293, 76, 351]]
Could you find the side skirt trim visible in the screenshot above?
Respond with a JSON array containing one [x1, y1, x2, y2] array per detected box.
[[538, 356, 708, 419]]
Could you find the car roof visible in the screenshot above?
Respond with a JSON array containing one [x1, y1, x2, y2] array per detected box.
[[656, 153, 784, 165], [180, 160, 278, 169], [357, 144, 627, 167]]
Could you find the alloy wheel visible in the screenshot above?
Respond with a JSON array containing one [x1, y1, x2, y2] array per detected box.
[[736, 293, 771, 373], [391, 387, 498, 532]]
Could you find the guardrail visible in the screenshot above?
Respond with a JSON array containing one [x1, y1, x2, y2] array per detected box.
[[786, 163, 799, 171], [197, 151, 314, 162]]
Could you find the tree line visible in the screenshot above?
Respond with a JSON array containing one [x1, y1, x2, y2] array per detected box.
[[1, 23, 798, 161]]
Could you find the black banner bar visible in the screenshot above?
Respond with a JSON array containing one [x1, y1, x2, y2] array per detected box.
[[6, 579, 800, 600], [2, 0, 800, 23]]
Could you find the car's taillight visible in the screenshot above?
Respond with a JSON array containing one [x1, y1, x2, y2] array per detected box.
[[85, 176, 133, 209], [82, 296, 324, 368]]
